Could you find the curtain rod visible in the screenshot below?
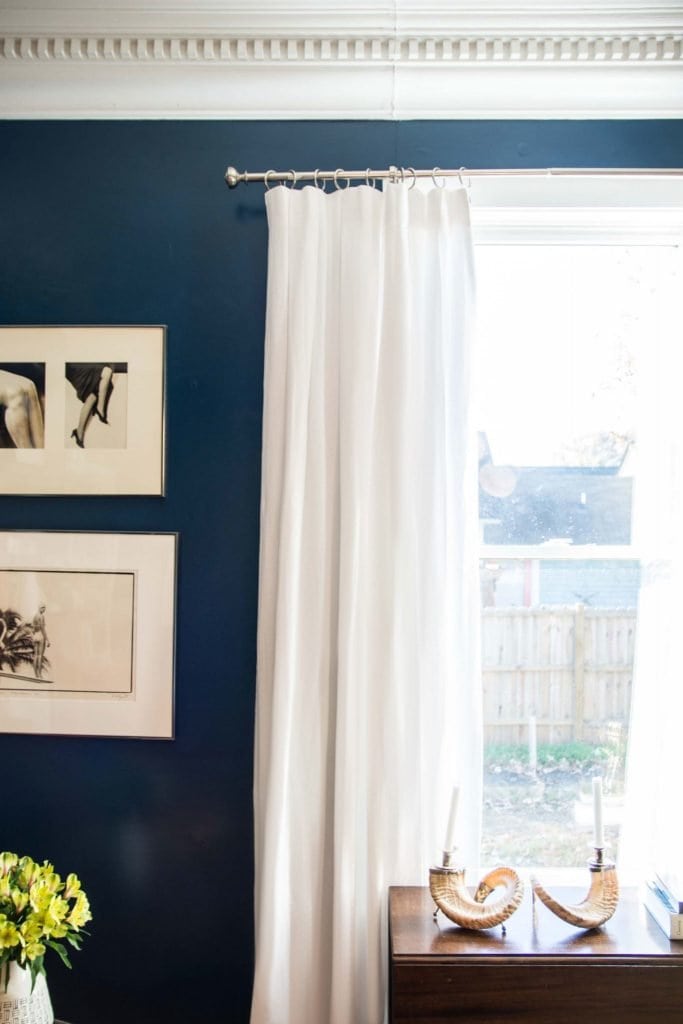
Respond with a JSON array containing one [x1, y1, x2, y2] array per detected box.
[[224, 165, 683, 189]]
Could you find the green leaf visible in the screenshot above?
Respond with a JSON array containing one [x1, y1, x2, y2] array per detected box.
[[29, 958, 45, 992], [45, 940, 72, 970]]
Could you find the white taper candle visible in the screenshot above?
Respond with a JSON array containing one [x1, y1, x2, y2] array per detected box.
[[592, 776, 604, 848], [444, 786, 460, 853]]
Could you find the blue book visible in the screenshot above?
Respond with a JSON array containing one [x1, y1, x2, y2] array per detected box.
[[654, 870, 683, 914], [643, 882, 683, 940]]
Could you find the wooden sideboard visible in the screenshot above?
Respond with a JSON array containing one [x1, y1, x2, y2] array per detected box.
[[389, 884, 683, 1023]]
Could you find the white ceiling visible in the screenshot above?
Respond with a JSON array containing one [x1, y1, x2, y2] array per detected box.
[[0, 2, 681, 118]]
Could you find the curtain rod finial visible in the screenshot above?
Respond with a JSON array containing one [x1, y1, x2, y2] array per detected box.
[[225, 165, 241, 188]]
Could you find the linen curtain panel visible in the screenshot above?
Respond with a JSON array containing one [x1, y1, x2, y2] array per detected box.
[[621, 251, 682, 879], [251, 182, 481, 1024]]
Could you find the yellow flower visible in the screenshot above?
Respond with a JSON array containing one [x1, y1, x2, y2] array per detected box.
[[41, 897, 70, 938], [63, 874, 81, 899], [40, 871, 61, 895], [67, 892, 92, 929], [29, 881, 53, 913], [11, 890, 29, 914], [0, 917, 20, 950], [0, 854, 91, 968], [0, 852, 18, 876], [19, 918, 44, 944], [23, 940, 46, 962], [48, 896, 68, 922], [17, 857, 38, 889]]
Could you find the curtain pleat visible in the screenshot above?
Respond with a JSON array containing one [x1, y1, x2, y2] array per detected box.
[[252, 182, 481, 1024]]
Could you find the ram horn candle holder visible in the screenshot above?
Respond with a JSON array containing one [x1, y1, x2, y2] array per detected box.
[[530, 847, 619, 929], [429, 850, 524, 931]]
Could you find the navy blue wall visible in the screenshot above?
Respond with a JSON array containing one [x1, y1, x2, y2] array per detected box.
[[1, 120, 682, 1024]]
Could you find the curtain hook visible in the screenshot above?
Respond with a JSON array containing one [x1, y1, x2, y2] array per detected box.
[[365, 167, 374, 188], [314, 169, 327, 191], [264, 169, 276, 190], [432, 167, 446, 189], [459, 166, 471, 190], [406, 167, 417, 190], [333, 168, 349, 190], [287, 169, 297, 189]]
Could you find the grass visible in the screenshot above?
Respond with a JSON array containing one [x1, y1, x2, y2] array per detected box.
[[485, 740, 616, 771], [484, 738, 626, 789], [482, 739, 626, 867]]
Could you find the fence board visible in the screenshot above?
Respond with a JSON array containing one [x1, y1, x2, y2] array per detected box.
[[482, 606, 636, 746]]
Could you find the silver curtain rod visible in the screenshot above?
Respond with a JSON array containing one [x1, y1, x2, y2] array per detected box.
[[224, 164, 683, 188]]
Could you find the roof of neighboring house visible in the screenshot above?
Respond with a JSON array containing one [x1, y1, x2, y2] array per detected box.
[[480, 465, 632, 545]]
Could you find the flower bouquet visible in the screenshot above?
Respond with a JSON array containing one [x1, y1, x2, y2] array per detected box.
[[0, 851, 92, 1024]]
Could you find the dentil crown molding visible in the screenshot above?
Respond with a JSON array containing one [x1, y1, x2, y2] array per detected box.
[[0, 2, 681, 118]]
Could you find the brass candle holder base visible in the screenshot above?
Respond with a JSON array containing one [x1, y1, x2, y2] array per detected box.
[[530, 847, 619, 930], [430, 852, 524, 931]]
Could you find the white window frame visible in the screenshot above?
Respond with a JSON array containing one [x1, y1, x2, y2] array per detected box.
[[471, 176, 683, 572], [470, 178, 683, 881]]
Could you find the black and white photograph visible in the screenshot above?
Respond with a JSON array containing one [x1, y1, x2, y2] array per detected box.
[[0, 531, 176, 738], [65, 361, 129, 449], [0, 327, 164, 495], [0, 362, 46, 449], [0, 569, 134, 694]]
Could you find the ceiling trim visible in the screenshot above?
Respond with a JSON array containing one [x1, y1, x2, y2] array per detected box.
[[1, 4, 681, 118]]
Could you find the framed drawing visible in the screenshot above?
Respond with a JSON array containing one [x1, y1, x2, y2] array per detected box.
[[0, 531, 176, 738], [0, 326, 165, 495]]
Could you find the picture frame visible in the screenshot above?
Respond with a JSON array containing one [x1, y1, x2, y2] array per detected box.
[[0, 326, 165, 495], [0, 531, 177, 739]]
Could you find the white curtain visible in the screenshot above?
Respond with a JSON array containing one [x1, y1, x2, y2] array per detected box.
[[621, 248, 683, 879], [251, 181, 481, 1024]]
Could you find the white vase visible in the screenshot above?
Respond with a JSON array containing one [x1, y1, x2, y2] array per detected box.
[[0, 962, 53, 1024]]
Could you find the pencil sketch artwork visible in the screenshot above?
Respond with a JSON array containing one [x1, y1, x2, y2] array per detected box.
[[0, 363, 46, 449], [65, 362, 128, 449], [0, 569, 135, 695]]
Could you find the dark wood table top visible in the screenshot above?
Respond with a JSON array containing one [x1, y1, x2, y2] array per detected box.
[[389, 884, 683, 965]]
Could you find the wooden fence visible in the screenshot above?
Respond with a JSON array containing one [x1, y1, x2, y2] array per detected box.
[[482, 606, 636, 746]]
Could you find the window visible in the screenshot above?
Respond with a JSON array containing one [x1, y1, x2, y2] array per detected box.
[[470, 187, 682, 873]]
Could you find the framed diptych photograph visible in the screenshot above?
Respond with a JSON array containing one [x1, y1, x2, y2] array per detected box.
[[0, 531, 177, 738], [0, 326, 165, 495]]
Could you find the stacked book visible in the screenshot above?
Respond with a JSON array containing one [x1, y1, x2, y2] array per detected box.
[[643, 872, 683, 940]]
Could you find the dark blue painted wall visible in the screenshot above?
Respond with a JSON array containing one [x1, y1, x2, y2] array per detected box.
[[1, 120, 682, 1024]]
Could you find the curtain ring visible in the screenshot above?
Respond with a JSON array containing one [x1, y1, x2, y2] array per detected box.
[[333, 168, 349, 190], [432, 167, 446, 189], [287, 169, 297, 189], [313, 169, 327, 191], [264, 169, 277, 190], [459, 166, 471, 190], [365, 167, 375, 188], [406, 167, 417, 190]]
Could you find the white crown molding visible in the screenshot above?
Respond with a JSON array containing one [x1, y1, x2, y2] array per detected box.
[[0, 2, 682, 119]]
